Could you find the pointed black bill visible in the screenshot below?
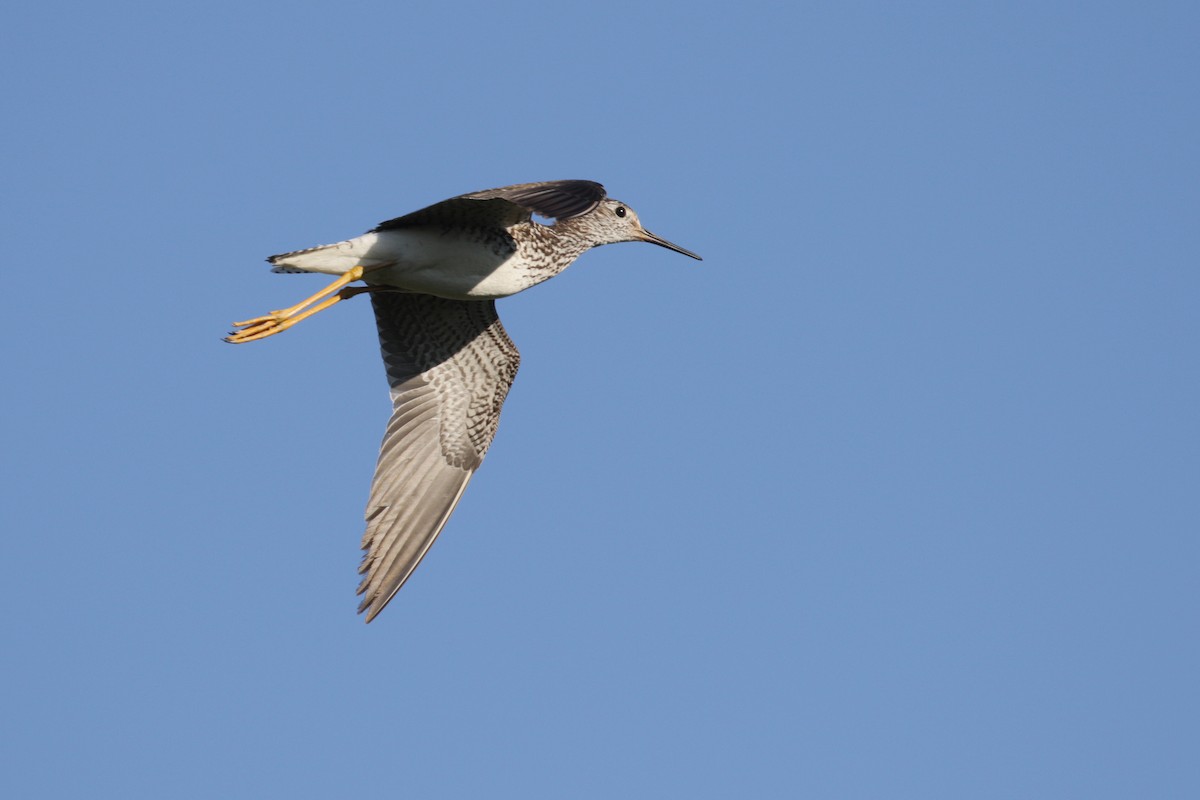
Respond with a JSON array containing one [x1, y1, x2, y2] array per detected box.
[[639, 229, 702, 260]]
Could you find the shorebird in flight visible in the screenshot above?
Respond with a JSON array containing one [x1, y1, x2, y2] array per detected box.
[[227, 180, 700, 621]]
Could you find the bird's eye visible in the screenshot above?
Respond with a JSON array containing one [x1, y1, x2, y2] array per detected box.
[[615, 206, 626, 218]]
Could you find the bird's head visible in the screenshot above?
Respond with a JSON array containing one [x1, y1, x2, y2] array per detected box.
[[583, 199, 702, 260]]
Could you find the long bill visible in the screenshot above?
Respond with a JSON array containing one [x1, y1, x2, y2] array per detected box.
[[638, 229, 702, 260]]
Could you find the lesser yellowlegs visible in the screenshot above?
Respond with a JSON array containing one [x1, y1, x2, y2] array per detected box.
[[227, 180, 700, 621]]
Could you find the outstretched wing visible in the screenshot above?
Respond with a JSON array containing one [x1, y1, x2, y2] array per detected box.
[[372, 179, 607, 232], [357, 292, 521, 622]]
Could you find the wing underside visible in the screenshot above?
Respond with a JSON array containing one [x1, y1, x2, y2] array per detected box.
[[356, 292, 520, 621]]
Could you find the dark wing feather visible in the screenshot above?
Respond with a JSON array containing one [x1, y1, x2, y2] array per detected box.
[[373, 179, 606, 232], [463, 180, 607, 219], [357, 292, 520, 622]]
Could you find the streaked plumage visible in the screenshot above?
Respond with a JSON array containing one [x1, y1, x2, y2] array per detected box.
[[228, 180, 700, 621]]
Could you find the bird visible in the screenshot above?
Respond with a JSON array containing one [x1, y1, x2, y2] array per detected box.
[[226, 180, 700, 621]]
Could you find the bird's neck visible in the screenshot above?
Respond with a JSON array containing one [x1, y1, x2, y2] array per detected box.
[[535, 217, 601, 263]]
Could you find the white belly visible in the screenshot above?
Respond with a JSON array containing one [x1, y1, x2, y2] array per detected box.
[[269, 230, 535, 299]]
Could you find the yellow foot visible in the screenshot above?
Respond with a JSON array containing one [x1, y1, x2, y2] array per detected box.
[[226, 266, 367, 343]]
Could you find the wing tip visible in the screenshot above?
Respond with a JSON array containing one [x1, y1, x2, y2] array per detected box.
[[359, 601, 381, 623]]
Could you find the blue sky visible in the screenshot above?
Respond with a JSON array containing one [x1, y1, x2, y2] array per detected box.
[[3, 2, 1197, 797]]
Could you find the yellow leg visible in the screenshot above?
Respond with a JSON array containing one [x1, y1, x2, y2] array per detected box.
[[227, 267, 374, 343]]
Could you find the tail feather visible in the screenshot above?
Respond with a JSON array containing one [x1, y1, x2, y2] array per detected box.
[[265, 235, 379, 276]]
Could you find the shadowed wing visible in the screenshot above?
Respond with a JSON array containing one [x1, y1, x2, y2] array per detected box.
[[357, 292, 520, 622], [372, 179, 607, 232]]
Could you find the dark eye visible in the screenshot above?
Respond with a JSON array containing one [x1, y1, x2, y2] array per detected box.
[[615, 206, 626, 218]]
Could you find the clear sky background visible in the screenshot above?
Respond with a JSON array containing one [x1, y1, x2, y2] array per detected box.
[[3, 2, 1197, 797]]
